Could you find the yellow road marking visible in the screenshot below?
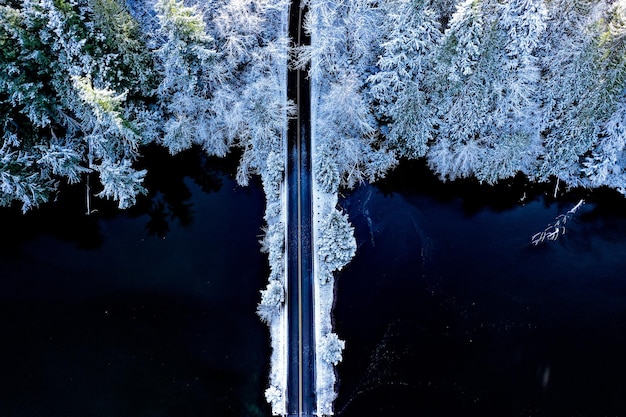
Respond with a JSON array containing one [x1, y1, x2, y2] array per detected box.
[[296, 5, 305, 415], [296, 52, 303, 417]]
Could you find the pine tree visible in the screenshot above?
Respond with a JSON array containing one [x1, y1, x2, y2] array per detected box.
[[73, 76, 147, 208], [368, 0, 442, 159], [427, 0, 547, 183], [539, 0, 626, 189], [318, 209, 357, 272], [427, 0, 489, 180], [580, 2, 626, 191], [155, 0, 231, 156], [305, 0, 397, 190], [538, 0, 599, 185], [318, 333, 345, 366], [475, 0, 547, 183], [210, 0, 290, 186], [0, 0, 154, 210]]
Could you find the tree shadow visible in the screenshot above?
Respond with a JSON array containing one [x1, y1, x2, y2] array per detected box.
[[371, 158, 604, 217], [130, 144, 241, 238], [0, 144, 240, 252]]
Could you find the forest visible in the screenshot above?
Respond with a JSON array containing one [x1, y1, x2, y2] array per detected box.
[[1, 0, 625, 209], [305, 0, 626, 197], [0, 0, 289, 212]]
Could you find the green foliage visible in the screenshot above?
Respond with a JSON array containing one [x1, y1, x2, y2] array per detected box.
[[0, 0, 155, 210], [156, 0, 209, 41], [0, 144, 56, 211], [85, 0, 156, 95]]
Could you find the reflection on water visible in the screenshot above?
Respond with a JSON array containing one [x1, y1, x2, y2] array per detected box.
[[0, 146, 271, 417], [131, 145, 225, 238], [336, 161, 626, 417], [0, 145, 229, 251]]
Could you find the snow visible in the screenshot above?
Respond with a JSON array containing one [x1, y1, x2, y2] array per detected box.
[[311, 49, 346, 416], [257, 3, 290, 416]]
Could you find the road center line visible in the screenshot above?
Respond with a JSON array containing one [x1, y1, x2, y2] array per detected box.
[[297, 28, 303, 417]]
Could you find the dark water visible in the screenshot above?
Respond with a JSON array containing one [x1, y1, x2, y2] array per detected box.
[[0, 146, 271, 417], [335, 161, 626, 417], [5, 149, 626, 417]]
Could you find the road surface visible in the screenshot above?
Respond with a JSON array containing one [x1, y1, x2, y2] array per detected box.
[[286, 0, 315, 415]]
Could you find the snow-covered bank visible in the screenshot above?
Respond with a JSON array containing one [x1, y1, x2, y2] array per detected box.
[[255, 2, 290, 415], [311, 74, 340, 416], [257, 177, 288, 415], [311, 155, 350, 416], [308, 3, 355, 412]]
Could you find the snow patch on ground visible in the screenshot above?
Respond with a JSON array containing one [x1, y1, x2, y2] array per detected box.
[[311, 72, 345, 417], [259, 4, 289, 415], [265, 300, 287, 415]]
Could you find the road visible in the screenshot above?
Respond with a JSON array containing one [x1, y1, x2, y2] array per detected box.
[[286, 0, 315, 415]]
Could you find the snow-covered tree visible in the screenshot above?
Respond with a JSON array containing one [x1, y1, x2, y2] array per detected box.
[[475, 0, 547, 182], [318, 209, 357, 272], [427, 0, 547, 183], [236, 73, 291, 186], [257, 278, 285, 324], [533, 1, 626, 194], [317, 71, 397, 189], [207, 0, 291, 187], [262, 151, 284, 200], [304, 0, 397, 191], [318, 333, 345, 366], [264, 385, 286, 416], [0, 0, 154, 210], [547, 1, 626, 190], [0, 143, 57, 212], [155, 0, 232, 156], [73, 76, 147, 208], [86, 0, 156, 94], [426, 0, 489, 180], [314, 141, 341, 194], [583, 98, 626, 192], [368, 0, 442, 159], [538, 0, 605, 185]]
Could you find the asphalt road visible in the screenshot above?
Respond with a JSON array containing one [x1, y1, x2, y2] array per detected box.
[[286, 0, 315, 415]]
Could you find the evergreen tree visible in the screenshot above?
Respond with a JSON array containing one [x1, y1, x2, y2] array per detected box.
[[0, 0, 154, 210], [155, 0, 230, 156], [580, 2, 626, 192], [368, 0, 442, 159], [538, 0, 603, 185], [318, 333, 345, 366], [318, 209, 356, 272], [427, 0, 488, 180], [475, 0, 547, 182], [306, 0, 397, 191], [428, 0, 547, 183], [210, 0, 290, 186]]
